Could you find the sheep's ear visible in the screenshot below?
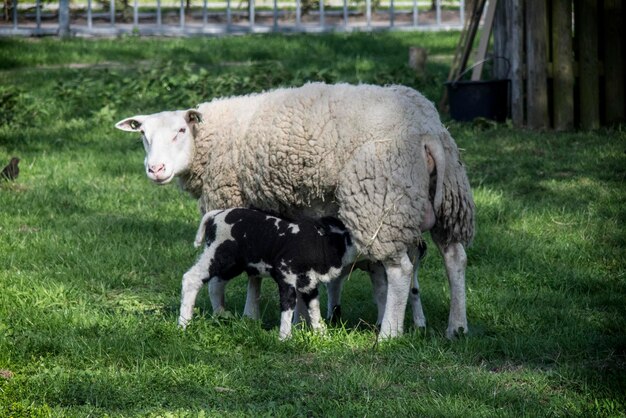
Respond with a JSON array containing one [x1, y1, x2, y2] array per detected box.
[[115, 116, 146, 132], [185, 109, 203, 125]]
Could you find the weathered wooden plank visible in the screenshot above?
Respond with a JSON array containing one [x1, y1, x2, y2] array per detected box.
[[509, 0, 525, 126], [604, 0, 625, 124], [526, 0, 549, 129], [471, 0, 498, 81], [494, 0, 524, 126], [552, 0, 574, 130], [577, 0, 600, 130], [492, 0, 508, 80]]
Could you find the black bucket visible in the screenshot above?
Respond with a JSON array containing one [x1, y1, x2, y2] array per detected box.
[[446, 79, 511, 122]]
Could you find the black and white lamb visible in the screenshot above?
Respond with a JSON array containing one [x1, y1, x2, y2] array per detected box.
[[178, 207, 357, 340]]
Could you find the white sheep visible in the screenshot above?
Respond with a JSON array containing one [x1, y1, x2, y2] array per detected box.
[[115, 82, 475, 340]]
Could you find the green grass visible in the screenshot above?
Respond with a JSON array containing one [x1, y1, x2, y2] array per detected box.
[[1, 32, 625, 417]]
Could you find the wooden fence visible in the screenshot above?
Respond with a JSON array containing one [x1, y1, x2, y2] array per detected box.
[[493, 0, 625, 130]]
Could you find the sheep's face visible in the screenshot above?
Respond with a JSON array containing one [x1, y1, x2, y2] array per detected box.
[[115, 110, 202, 184]]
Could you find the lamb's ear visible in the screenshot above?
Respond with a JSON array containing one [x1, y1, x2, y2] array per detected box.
[[185, 109, 203, 125], [115, 116, 146, 132]]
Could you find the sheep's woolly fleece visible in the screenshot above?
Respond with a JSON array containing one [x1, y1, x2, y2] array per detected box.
[[180, 83, 474, 261]]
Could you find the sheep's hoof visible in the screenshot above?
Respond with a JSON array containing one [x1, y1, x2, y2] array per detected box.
[[445, 326, 468, 340], [413, 318, 426, 328], [242, 310, 261, 321], [278, 332, 292, 341], [377, 327, 402, 341], [214, 310, 234, 319]]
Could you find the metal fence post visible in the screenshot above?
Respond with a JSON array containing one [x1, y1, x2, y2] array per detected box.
[[157, 0, 162, 27], [36, 0, 42, 31], [460, 0, 465, 25], [110, 0, 115, 26], [133, 0, 138, 28], [343, 0, 348, 28], [273, 0, 278, 31], [12, 0, 17, 30], [319, 0, 324, 29], [366, 0, 371, 30], [203, 0, 208, 26], [249, 0, 255, 30], [87, 0, 93, 30], [180, 0, 185, 29], [58, 0, 71, 37], [296, 0, 301, 29], [226, 0, 231, 31]]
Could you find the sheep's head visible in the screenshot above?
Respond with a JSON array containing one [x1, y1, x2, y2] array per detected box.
[[115, 109, 202, 184]]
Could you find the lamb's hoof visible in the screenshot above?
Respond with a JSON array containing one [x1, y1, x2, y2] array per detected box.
[[312, 323, 327, 336], [329, 305, 342, 325], [445, 326, 468, 340]]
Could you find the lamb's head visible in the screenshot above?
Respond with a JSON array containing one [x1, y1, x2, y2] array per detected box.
[[115, 109, 202, 184]]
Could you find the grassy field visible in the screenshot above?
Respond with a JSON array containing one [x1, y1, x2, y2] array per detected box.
[[1, 33, 625, 417]]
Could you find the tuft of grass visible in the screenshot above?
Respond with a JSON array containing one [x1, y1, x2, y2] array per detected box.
[[1, 33, 625, 416]]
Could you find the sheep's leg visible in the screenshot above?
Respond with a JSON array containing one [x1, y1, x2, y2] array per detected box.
[[379, 253, 413, 340], [302, 287, 326, 334], [277, 281, 297, 340], [408, 242, 428, 328], [325, 276, 345, 323], [368, 262, 388, 327], [435, 241, 468, 339], [208, 278, 227, 315], [410, 251, 426, 329], [179, 251, 214, 328], [243, 275, 262, 320]]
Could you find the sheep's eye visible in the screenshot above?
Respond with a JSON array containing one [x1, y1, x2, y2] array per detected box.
[[178, 128, 186, 134]]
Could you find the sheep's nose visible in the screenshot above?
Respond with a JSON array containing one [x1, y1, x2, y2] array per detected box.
[[148, 164, 165, 175]]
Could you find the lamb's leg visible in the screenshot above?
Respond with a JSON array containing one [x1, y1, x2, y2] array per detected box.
[[243, 275, 262, 320], [179, 251, 214, 328], [379, 253, 413, 340], [435, 241, 468, 339], [408, 242, 427, 328], [302, 287, 326, 334], [293, 293, 311, 325], [277, 281, 297, 340], [325, 276, 345, 323], [208, 278, 227, 315]]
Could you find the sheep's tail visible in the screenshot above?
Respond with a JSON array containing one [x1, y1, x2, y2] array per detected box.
[[423, 135, 445, 214], [194, 209, 224, 248], [433, 132, 476, 247]]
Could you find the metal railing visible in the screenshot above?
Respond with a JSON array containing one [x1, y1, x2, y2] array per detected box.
[[0, 0, 465, 37]]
